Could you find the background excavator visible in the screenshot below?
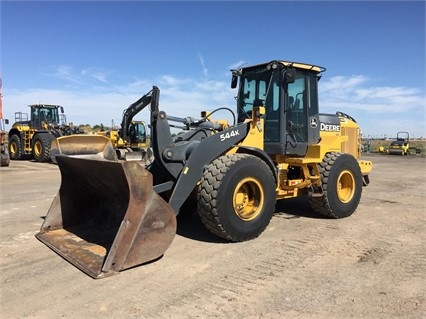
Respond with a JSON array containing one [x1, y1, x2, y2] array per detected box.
[[51, 96, 151, 163], [36, 60, 372, 278], [97, 96, 151, 161]]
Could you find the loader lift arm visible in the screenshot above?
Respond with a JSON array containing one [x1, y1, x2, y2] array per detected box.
[[148, 86, 251, 213], [36, 86, 258, 279]]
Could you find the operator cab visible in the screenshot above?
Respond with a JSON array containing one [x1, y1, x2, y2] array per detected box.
[[128, 122, 147, 144], [233, 60, 325, 157], [30, 104, 64, 129]]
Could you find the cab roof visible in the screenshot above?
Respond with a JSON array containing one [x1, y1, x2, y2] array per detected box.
[[28, 104, 61, 108], [243, 60, 326, 73]]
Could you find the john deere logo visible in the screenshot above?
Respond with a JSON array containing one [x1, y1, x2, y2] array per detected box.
[[310, 117, 318, 128]]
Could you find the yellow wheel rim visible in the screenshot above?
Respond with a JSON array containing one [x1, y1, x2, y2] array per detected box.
[[10, 141, 17, 155], [337, 170, 355, 203], [233, 177, 264, 221], [34, 140, 42, 157]]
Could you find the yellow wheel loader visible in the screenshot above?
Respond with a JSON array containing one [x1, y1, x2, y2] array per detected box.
[[8, 104, 78, 162], [36, 60, 372, 278]]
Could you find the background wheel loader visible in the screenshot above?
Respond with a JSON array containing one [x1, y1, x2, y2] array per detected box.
[[36, 60, 373, 278], [8, 103, 78, 162]]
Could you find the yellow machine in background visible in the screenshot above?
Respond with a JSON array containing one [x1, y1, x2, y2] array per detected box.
[[97, 120, 150, 160], [8, 104, 78, 162], [0, 83, 10, 167], [388, 131, 410, 155], [51, 98, 152, 163], [37, 60, 372, 278]]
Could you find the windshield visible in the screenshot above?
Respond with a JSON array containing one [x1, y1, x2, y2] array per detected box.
[[237, 67, 281, 123], [32, 106, 60, 124], [129, 122, 146, 143]]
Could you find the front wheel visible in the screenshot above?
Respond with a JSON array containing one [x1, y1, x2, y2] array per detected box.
[[32, 133, 54, 162], [197, 153, 276, 242], [310, 152, 363, 218], [9, 135, 23, 160]]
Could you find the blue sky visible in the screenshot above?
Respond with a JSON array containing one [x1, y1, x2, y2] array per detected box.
[[1, 1, 425, 138]]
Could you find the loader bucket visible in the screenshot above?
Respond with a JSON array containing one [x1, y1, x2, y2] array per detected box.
[[35, 156, 177, 279], [50, 135, 117, 163]]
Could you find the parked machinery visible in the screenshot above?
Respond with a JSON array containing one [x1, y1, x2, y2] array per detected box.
[[388, 131, 410, 155], [0, 82, 10, 167], [8, 104, 78, 162], [98, 95, 151, 161], [51, 97, 151, 164], [36, 60, 372, 278]]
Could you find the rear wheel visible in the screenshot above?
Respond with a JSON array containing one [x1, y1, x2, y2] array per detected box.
[[197, 153, 276, 242], [32, 133, 54, 162], [309, 152, 363, 218], [9, 135, 23, 160]]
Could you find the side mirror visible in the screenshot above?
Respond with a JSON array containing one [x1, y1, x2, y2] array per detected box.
[[231, 74, 238, 89], [60, 106, 64, 113], [4, 119, 9, 125], [282, 68, 296, 84]]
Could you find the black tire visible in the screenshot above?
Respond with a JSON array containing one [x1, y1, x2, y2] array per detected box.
[[32, 133, 54, 162], [309, 152, 363, 218], [197, 153, 276, 242], [9, 135, 23, 160]]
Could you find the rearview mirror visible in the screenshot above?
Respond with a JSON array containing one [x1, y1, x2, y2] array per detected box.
[[231, 74, 238, 89], [282, 68, 296, 84]]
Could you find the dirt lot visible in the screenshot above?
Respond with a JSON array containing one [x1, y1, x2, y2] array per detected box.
[[1, 153, 425, 319]]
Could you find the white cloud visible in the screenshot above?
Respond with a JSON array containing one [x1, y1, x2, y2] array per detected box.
[[321, 75, 367, 92], [198, 54, 208, 77], [50, 65, 84, 85], [3, 72, 425, 138], [319, 75, 426, 137], [81, 68, 111, 83], [320, 75, 425, 113], [2, 75, 236, 129], [44, 65, 114, 87]]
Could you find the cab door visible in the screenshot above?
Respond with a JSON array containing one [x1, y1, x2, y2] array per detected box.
[[283, 70, 320, 156]]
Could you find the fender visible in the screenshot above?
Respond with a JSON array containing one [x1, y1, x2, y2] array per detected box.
[[235, 146, 278, 184], [167, 122, 250, 214]]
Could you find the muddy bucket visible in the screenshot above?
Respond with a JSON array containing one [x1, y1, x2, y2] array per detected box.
[[50, 135, 117, 163], [35, 156, 177, 278]]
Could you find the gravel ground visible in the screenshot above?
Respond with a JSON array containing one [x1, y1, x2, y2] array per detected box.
[[1, 153, 425, 319]]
